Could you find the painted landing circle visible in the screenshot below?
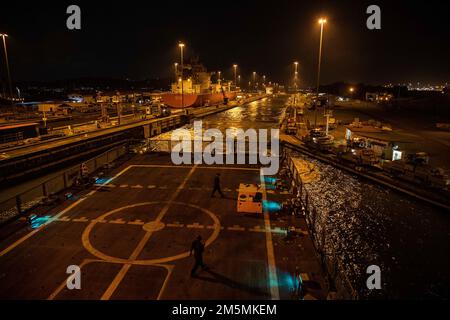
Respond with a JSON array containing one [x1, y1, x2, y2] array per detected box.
[[81, 201, 221, 265]]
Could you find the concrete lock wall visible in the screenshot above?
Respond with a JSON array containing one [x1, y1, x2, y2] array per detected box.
[[286, 155, 359, 300], [144, 125, 150, 138], [19, 185, 45, 210], [65, 166, 80, 187], [0, 197, 20, 224], [0, 144, 127, 225], [44, 175, 66, 196]]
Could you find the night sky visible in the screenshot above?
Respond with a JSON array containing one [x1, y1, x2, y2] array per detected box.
[[0, 0, 449, 86]]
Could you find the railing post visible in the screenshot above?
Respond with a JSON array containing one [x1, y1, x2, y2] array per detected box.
[[42, 182, 48, 197], [16, 196, 22, 215], [63, 172, 68, 189]]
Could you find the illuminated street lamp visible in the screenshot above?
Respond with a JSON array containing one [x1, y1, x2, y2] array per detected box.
[[263, 75, 266, 85], [179, 42, 185, 108], [294, 61, 299, 90], [349, 87, 355, 99], [174, 62, 178, 81], [233, 64, 238, 86], [315, 17, 327, 128], [218, 71, 221, 84], [238, 75, 241, 86], [0, 33, 13, 102]]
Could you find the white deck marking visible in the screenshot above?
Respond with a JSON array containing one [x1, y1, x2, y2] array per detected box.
[[260, 170, 280, 300]]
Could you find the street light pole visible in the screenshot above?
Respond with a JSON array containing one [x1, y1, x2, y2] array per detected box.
[[233, 64, 237, 87], [315, 18, 327, 128], [294, 61, 298, 90], [0, 33, 13, 103], [253, 71, 256, 91], [179, 42, 185, 109]]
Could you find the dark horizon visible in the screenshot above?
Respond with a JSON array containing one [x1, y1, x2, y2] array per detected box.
[[0, 0, 449, 86]]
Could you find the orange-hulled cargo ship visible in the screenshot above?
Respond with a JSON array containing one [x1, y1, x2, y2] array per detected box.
[[161, 60, 237, 109]]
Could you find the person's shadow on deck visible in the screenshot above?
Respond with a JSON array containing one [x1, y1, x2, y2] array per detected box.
[[193, 269, 270, 298]]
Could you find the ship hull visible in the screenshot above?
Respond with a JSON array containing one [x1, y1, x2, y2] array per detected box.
[[162, 92, 237, 109]]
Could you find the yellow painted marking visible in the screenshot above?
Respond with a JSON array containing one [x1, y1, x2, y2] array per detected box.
[[0, 165, 132, 258], [47, 259, 96, 300], [56, 216, 71, 222], [119, 184, 128, 188], [156, 264, 174, 300], [128, 220, 145, 226], [109, 219, 126, 225], [95, 184, 115, 188], [100, 165, 199, 300], [81, 201, 220, 265], [147, 185, 156, 189], [228, 225, 245, 231], [249, 225, 266, 233], [260, 170, 280, 300], [48, 259, 175, 301], [101, 263, 132, 300], [131, 164, 259, 171], [72, 217, 89, 222], [166, 223, 184, 228], [187, 223, 204, 229], [92, 218, 108, 223], [131, 185, 143, 189]]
